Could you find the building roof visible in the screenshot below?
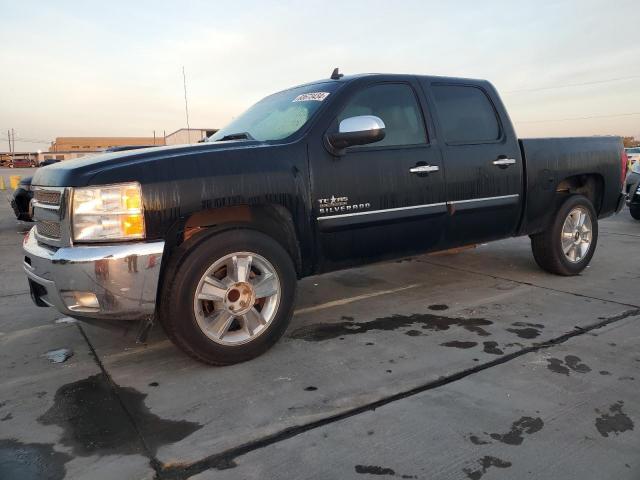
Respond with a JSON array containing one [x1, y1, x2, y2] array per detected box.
[[165, 128, 218, 137]]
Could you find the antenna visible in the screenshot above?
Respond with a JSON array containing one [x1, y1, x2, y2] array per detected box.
[[182, 66, 191, 144], [330, 68, 343, 80]]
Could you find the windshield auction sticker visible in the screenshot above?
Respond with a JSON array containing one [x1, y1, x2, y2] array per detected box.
[[293, 92, 330, 102]]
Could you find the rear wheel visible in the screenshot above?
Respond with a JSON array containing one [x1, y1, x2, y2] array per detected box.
[[159, 229, 297, 365], [630, 205, 640, 220], [531, 195, 598, 276]]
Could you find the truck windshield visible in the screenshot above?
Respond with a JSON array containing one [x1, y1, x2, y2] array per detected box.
[[208, 82, 340, 142]]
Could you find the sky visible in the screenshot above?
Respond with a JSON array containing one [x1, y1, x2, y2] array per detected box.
[[1, 0, 639, 152]]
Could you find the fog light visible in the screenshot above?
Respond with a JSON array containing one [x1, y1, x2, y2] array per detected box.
[[62, 291, 100, 312]]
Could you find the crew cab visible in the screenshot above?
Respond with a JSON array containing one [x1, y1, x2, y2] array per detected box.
[[23, 72, 627, 365]]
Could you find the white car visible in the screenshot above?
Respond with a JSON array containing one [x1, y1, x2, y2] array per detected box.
[[626, 147, 640, 168]]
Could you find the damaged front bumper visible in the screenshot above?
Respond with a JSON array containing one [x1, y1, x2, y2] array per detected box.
[[22, 227, 164, 321]]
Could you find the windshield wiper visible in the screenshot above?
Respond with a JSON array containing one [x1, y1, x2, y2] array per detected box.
[[214, 132, 255, 142]]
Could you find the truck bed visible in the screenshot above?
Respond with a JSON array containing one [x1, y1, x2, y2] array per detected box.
[[518, 136, 623, 235]]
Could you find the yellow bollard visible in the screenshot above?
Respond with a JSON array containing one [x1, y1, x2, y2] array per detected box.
[[9, 175, 21, 190], [0, 176, 5, 190]]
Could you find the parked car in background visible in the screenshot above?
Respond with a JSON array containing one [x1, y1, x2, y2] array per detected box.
[[24, 72, 627, 365], [625, 162, 640, 220], [8, 159, 61, 221], [9, 176, 33, 221], [10, 157, 36, 168], [625, 147, 640, 168]]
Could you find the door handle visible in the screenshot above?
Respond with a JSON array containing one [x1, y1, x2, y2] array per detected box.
[[493, 158, 516, 167], [410, 165, 440, 174]]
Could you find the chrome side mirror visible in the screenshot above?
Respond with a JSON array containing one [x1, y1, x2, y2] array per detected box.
[[325, 115, 386, 155]]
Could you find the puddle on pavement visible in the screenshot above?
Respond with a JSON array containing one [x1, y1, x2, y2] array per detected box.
[[463, 456, 512, 480], [354, 464, 417, 478], [595, 401, 634, 437], [289, 313, 492, 341], [441, 341, 478, 349], [43, 348, 73, 364], [37, 373, 202, 457], [0, 439, 71, 480], [428, 304, 449, 311], [482, 341, 503, 355], [546, 355, 591, 376], [469, 416, 544, 446], [506, 321, 544, 339]]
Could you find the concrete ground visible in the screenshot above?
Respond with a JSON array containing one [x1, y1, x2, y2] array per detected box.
[[1, 167, 638, 479]]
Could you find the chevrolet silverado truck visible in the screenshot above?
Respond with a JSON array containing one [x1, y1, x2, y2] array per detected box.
[[23, 72, 627, 365]]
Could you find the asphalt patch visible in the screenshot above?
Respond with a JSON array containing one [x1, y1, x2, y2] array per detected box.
[[37, 373, 201, 457], [595, 401, 634, 437], [463, 456, 512, 480], [289, 313, 492, 341], [0, 439, 71, 480]]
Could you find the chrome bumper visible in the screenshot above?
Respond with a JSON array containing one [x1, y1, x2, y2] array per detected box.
[[22, 227, 164, 321]]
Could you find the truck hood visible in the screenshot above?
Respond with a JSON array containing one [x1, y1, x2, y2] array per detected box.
[[31, 140, 265, 187]]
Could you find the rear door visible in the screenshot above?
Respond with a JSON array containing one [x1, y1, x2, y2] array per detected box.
[[423, 82, 523, 245], [310, 80, 448, 268]]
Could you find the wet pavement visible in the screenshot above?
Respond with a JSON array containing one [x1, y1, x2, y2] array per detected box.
[[0, 179, 638, 479]]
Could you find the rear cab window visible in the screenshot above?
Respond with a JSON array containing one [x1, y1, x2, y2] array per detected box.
[[431, 85, 501, 144]]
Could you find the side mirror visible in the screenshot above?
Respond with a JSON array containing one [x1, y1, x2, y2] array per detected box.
[[325, 115, 385, 155]]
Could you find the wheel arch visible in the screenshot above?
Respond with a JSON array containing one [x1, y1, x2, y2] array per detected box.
[[158, 203, 303, 298], [555, 173, 604, 214]]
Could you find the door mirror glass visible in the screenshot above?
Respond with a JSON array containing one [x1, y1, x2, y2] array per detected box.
[[326, 115, 385, 153]]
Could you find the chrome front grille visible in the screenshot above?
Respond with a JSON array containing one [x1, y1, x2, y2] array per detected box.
[[36, 220, 62, 239], [34, 189, 62, 205], [32, 186, 70, 247]]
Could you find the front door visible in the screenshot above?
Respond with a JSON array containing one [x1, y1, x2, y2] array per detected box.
[[310, 81, 447, 269]]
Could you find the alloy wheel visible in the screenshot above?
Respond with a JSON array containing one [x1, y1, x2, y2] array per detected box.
[[193, 252, 281, 346]]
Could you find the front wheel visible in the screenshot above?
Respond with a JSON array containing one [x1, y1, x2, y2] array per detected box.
[[530, 195, 598, 276], [630, 205, 640, 220], [159, 229, 297, 365]]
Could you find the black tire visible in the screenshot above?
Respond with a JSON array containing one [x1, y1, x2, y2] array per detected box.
[[530, 194, 598, 276], [158, 229, 297, 365], [630, 205, 640, 221]]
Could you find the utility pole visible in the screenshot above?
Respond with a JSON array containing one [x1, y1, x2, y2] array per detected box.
[[11, 129, 15, 154], [7, 130, 11, 153], [182, 66, 191, 144], [153, 130, 156, 145]]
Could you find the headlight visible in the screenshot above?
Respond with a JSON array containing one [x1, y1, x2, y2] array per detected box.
[[72, 182, 145, 242]]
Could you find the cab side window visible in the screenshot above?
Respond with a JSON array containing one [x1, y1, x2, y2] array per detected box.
[[431, 85, 501, 144], [338, 84, 427, 148]]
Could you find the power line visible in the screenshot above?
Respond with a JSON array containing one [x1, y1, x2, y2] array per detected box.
[[14, 136, 51, 144], [504, 75, 640, 94], [516, 112, 640, 124]]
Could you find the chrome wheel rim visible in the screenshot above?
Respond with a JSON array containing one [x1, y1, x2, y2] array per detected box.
[[193, 252, 280, 346], [561, 207, 592, 263]]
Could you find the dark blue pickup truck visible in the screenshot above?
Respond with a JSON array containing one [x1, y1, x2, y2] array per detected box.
[[23, 71, 627, 365]]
